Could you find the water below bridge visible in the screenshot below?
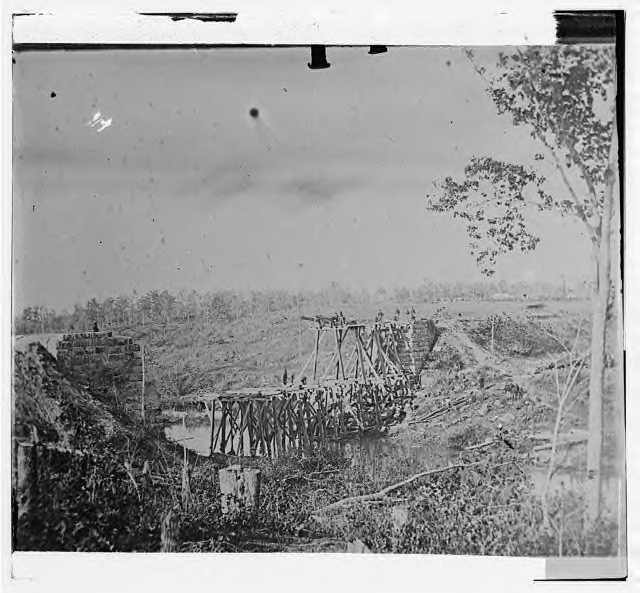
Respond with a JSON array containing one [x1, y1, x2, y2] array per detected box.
[[165, 409, 624, 532]]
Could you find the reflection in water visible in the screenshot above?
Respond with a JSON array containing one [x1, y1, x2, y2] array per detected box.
[[334, 434, 440, 486], [165, 421, 212, 456], [165, 413, 444, 485]]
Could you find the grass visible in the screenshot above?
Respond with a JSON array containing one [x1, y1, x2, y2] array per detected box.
[[13, 296, 624, 555]]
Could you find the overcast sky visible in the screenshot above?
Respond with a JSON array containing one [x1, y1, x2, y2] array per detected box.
[[13, 46, 593, 312]]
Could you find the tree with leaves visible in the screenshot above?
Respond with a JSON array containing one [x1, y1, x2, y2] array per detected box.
[[427, 45, 619, 524]]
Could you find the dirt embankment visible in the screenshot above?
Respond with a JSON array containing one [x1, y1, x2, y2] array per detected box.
[[13, 343, 124, 448], [407, 313, 623, 481]]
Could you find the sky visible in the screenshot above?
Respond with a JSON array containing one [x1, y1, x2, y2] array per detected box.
[[12, 46, 594, 312]]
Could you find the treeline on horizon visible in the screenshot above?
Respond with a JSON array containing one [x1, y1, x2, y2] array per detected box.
[[14, 278, 593, 336]]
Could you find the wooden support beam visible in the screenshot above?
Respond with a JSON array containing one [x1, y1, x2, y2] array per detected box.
[[374, 331, 387, 378], [208, 399, 216, 457], [312, 329, 321, 382], [373, 385, 382, 428], [298, 330, 323, 383], [355, 328, 366, 381], [320, 351, 338, 383], [336, 328, 346, 380], [220, 401, 228, 455], [305, 396, 314, 452], [286, 397, 296, 451], [272, 398, 282, 458], [356, 330, 382, 382], [343, 342, 359, 379], [238, 402, 245, 457], [248, 401, 256, 457]]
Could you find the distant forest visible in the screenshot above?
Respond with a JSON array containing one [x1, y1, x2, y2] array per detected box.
[[14, 279, 592, 335]]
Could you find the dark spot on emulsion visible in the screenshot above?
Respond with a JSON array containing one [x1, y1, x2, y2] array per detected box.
[[50, 91, 56, 98], [249, 107, 259, 119], [446, 60, 452, 67]]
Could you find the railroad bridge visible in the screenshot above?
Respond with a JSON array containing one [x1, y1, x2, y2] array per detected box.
[[181, 315, 442, 457]]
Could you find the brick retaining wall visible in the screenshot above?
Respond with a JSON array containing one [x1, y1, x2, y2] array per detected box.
[[56, 331, 142, 394], [396, 319, 440, 376]]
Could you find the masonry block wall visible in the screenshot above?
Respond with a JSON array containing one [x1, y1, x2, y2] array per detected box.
[[56, 331, 142, 396], [396, 319, 440, 376]]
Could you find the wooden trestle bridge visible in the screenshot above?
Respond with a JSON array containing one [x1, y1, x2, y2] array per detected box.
[[179, 315, 441, 457]]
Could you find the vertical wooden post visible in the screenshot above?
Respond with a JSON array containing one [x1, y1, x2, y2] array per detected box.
[[272, 398, 282, 458], [220, 401, 227, 455], [336, 328, 346, 380], [141, 344, 146, 425], [298, 318, 303, 375], [288, 396, 297, 451], [227, 404, 236, 457], [238, 402, 245, 458], [304, 395, 314, 452], [355, 329, 367, 381], [263, 402, 272, 458], [209, 399, 216, 457], [298, 394, 307, 452], [316, 390, 325, 447], [248, 401, 256, 457], [312, 328, 320, 382], [257, 402, 268, 456]]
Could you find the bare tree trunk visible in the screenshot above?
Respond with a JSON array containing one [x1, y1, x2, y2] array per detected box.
[[585, 104, 618, 525]]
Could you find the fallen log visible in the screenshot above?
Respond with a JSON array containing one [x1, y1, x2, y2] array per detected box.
[[313, 460, 485, 515], [409, 396, 470, 425], [463, 438, 496, 452], [533, 438, 587, 452]]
